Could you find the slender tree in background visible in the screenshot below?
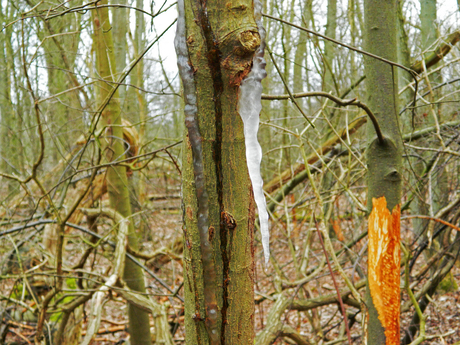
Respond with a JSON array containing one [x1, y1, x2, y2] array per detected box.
[[39, 1, 83, 159], [411, 0, 438, 238], [293, 0, 312, 94], [0, 2, 16, 194], [363, 0, 402, 344], [131, 0, 149, 213], [420, 0, 438, 49], [397, 0, 412, 109], [92, 3, 152, 344], [177, 0, 264, 342], [419, 0, 450, 249], [112, 0, 128, 104], [323, 0, 338, 94]]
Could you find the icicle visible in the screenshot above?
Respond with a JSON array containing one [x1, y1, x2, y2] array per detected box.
[[238, 0, 270, 264], [174, 0, 209, 244]]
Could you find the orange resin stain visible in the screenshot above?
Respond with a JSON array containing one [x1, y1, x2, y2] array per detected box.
[[368, 197, 400, 344]]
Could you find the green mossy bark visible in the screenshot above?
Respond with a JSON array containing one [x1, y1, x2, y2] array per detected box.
[[323, 0, 338, 94], [181, 0, 258, 343], [111, 0, 128, 102], [363, 0, 402, 343], [0, 5, 19, 195], [420, 0, 438, 51], [92, 4, 152, 345]]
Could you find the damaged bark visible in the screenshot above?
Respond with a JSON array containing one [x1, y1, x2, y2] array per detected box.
[[363, 0, 402, 344], [176, 0, 263, 343]]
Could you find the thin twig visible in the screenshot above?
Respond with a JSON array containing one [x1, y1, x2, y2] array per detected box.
[[263, 91, 384, 144], [263, 12, 420, 121], [314, 215, 352, 345], [262, 13, 417, 77], [402, 215, 460, 232], [266, 45, 314, 126]]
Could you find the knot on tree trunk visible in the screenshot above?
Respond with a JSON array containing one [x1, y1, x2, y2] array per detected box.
[[220, 29, 260, 86]]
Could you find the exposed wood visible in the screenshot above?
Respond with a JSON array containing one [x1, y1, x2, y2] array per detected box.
[[368, 197, 401, 344]]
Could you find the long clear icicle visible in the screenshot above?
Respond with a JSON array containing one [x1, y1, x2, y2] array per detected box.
[[238, 0, 270, 264]]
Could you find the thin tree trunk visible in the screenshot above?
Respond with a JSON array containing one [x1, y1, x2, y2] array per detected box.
[[29, 0, 84, 162], [397, 0, 412, 110], [363, 0, 402, 344], [112, 0, 128, 102], [133, 0, 148, 214], [92, 3, 152, 344], [420, 0, 438, 50], [323, 0, 337, 94], [0, 3, 17, 195], [293, 0, 312, 94]]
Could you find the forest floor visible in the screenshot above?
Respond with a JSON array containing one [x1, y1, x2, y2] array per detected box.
[[1, 170, 460, 345]]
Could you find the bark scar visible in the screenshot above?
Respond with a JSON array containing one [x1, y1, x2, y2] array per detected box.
[[368, 196, 400, 344], [222, 211, 237, 229]]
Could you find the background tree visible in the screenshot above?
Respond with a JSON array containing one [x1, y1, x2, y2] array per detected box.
[[92, 2, 152, 344], [363, 0, 402, 343]]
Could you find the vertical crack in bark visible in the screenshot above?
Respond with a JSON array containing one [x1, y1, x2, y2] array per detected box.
[[368, 196, 401, 344], [193, 1, 228, 342]]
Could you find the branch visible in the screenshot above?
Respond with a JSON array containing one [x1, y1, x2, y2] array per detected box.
[[281, 325, 313, 345], [315, 217, 352, 345], [262, 13, 417, 78], [262, 91, 384, 144], [266, 46, 314, 126], [81, 210, 129, 345], [264, 115, 367, 194], [410, 31, 460, 73], [402, 215, 460, 232]]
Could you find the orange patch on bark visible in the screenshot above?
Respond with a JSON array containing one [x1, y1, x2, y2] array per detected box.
[[331, 219, 345, 242], [368, 197, 400, 344]]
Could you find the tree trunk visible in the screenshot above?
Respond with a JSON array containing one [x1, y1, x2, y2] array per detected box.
[[112, 0, 128, 102], [323, 0, 338, 94], [0, 3, 17, 195], [92, 3, 152, 344], [363, 0, 402, 344], [293, 0, 312, 94], [32, 0, 84, 163], [420, 0, 438, 50], [176, 0, 263, 343]]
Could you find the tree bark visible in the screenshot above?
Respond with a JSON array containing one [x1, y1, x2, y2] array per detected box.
[[177, 0, 262, 343], [92, 3, 152, 344], [363, 0, 402, 344], [323, 0, 338, 93], [420, 0, 437, 51]]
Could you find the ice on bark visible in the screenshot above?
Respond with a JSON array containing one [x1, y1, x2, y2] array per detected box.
[[238, 0, 270, 264], [175, 0, 210, 249]]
